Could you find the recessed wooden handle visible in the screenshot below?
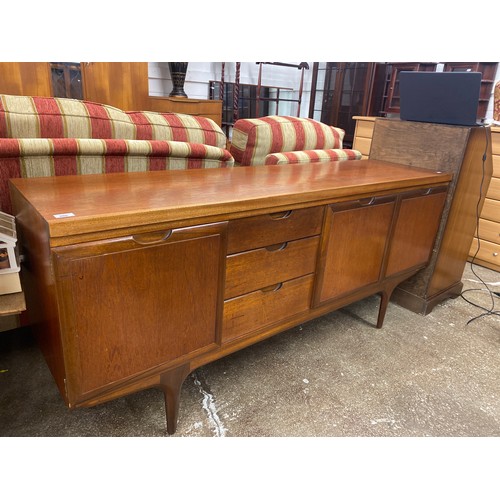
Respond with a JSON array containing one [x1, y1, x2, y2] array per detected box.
[[269, 210, 292, 220], [359, 197, 375, 206], [132, 230, 172, 245], [265, 242, 288, 252], [261, 283, 283, 293]]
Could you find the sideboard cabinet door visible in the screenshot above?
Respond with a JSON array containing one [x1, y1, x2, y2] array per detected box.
[[314, 196, 396, 304], [385, 188, 448, 277], [51, 223, 227, 402]]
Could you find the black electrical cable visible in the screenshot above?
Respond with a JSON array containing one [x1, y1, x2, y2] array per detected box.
[[459, 124, 500, 325]]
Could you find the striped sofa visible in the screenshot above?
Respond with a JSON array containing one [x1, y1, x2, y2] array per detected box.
[[229, 116, 362, 166], [0, 94, 233, 213]]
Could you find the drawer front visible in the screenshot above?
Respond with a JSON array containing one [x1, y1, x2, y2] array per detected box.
[[492, 130, 500, 156], [481, 198, 500, 223], [222, 274, 314, 342], [355, 119, 375, 139], [227, 206, 324, 254], [225, 236, 319, 299], [475, 218, 500, 245], [470, 237, 500, 266], [486, 177, 500, 200], [493, 154, 500, 178], [352, 136, 372, 157]]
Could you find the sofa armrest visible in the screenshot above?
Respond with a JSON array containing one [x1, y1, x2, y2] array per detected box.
[[264, 149, 362, 165]]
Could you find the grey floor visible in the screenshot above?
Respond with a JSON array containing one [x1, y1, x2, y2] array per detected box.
[[1, 264, 499, 439]]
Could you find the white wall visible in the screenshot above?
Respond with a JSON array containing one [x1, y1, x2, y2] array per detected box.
[[148, 62, 315, 118], [149, 62, 500, 121]]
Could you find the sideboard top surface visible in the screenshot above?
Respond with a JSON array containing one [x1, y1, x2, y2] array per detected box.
[[10, 160, 451, 239]]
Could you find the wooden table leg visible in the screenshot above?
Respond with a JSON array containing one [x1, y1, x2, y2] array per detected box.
[[159, 363, 191, 435], [377, 283, 398, 329]]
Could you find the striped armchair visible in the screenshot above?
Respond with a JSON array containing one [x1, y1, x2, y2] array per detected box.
[[0, 94, 234, 213], [229, 116, 362, 166]]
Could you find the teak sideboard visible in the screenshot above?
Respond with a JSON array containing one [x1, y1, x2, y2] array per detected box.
[[10, 161, 452, 434]]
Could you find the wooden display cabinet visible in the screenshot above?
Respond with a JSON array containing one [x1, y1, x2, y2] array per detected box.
[[382, 63, 437, 115]]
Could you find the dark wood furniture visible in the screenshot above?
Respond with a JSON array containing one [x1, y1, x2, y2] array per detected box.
[[10, 161, 451, 434], [0, 62, 223, 125], [442, 62, 498, 121], [308, 62, 378, 147], [380, 63, 437, 115], [369, 119, 493, 314]]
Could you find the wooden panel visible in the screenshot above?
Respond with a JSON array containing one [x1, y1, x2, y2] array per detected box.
[[355, 120, 375, 138], [52, 223, 226, 399], [491, 128, 500, 156], [386, 191, 447, 276], [370, 119, 470, 171], [352, 136, 372, 157], [81, 62, 149, 110], [222, 274, 314, 343], [486, 177, 500, 200], [470, 237, 500, 269], [475, 218, 500, 245], [225, 236, 319, 299], [0, 62, 52, 96], [493, 155, 500, 179], [480, 198, 500, 223], [227, 206, 324, 254], [148, 96, 223, 126], [315, 199, 395, 303], [9, 161, 452, 247], [426, 126, 493, 298]]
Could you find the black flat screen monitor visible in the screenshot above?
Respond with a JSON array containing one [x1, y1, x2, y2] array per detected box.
[[399, 71, 482, 126]]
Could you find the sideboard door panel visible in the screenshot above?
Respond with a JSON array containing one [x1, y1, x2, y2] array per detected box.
[[315, 198, 396, 304], [385, 190, 447, 277], [52, 223, 227, 399]]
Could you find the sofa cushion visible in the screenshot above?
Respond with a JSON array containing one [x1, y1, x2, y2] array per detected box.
[[265, 149, 362, 165], [128, 111, 227, 148], [0, 94, 136, 139], [0, 95, 227, 149], [230, 116, 346, 166]]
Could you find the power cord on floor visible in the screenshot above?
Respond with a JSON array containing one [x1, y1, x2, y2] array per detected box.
[[459, 124, 499, 325]]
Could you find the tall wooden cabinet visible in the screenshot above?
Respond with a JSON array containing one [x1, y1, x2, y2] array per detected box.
[[369, 118, 493, 314]]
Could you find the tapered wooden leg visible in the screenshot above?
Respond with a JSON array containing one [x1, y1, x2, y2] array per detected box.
[[377, 280, 400, 328], [377, 290, 390, 328], [159, 364, 191, 435]]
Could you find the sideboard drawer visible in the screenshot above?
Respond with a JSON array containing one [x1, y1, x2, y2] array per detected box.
[[470, 237, 500, 265], [225, 236, 319, 299], [222, 274, 314, 342], [227, 206, 324, 254]]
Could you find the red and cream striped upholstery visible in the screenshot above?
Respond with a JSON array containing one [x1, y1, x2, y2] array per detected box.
[[229, 115, 362, 166], [0, 94, 233, 213]]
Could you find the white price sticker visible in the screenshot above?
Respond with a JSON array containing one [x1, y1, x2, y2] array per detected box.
[[53, 213, 76, 219]]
